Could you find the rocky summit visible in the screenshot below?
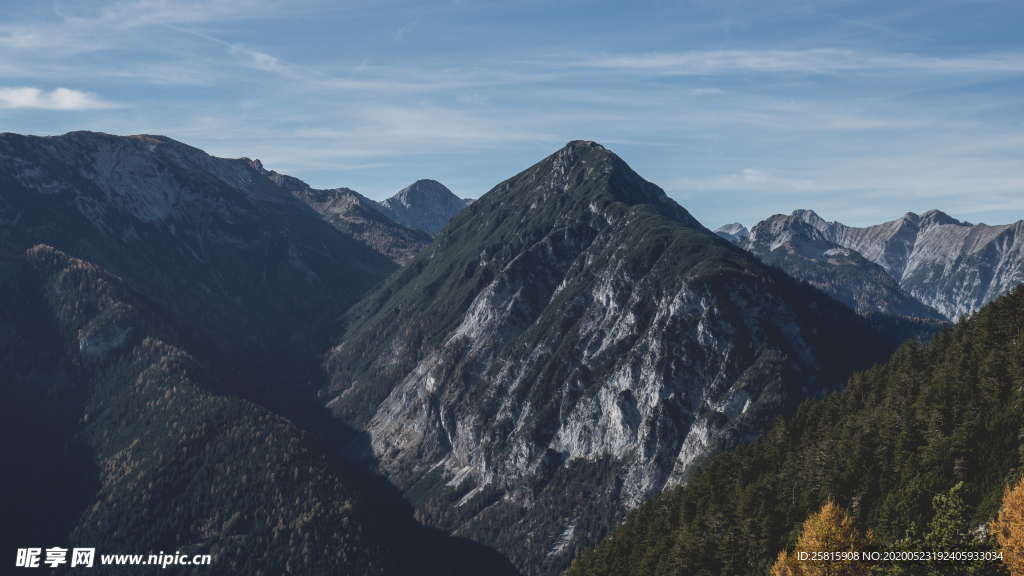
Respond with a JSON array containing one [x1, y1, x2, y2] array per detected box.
[[378, 178, 471, 236], [723, 209, 1024, 321], [259, 167, 432, 265], [724, 214, 946, 321], [323, 140, 893, 576]]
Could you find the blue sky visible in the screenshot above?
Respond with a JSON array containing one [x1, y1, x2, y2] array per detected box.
[[1, 0, 1023, 228]]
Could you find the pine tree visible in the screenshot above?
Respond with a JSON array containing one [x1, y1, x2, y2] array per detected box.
[[926, 482, 969, 551]]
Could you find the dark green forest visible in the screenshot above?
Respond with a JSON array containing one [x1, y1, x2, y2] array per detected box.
[[569, 286, 1024, 576], [0, 245, 518, 575]]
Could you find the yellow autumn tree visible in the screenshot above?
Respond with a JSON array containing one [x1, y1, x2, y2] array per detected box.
[[993, 476, 1024, 575], [770, 500, 870, 576], [769, 549, 800, 576]]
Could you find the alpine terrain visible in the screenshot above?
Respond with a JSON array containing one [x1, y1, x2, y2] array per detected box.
[[569, 285, 1024, 576], [377, 178, 471, 236], [721, 213, 946, 321], [322, 141, 897, 575], [720, 209, 1024, 321], [0, 131, 517, 576], [0, 130, 397, 399], [259, 166, 432, 265]]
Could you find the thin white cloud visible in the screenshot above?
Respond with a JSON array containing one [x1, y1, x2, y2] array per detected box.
[[671, 168, 831, 194], [353, 104, 555, 147], [228, 44, 284, 72], [0, 30, 43, 48], [0, 87, 117, 110], [557, 49, 1024, 76], [674, 154, 1024, 200], [57, 0, 292, 29]]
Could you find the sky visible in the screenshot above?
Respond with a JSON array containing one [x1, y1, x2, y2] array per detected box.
[[1, 0, 1023, 229]]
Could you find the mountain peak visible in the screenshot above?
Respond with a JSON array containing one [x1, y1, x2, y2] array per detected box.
[[714, 223, 749, 245], [378, 179, 469, 236], [506, 140, 699, 227], [324, 139, 890, 575], [390, 179, 459, 206], [552, 140, 615, 168], [791, 209, 827, 228], [919, 209, 961, 227], [898, 210, 961, 228], [563, 139, 607, 151]]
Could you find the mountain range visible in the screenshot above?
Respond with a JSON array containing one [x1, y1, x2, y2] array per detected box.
[[0, 131, 509, 575], [266, 171, 472, 263], [718, 209, 1024, 322], [569, 282, 1024, 576], [322, 140, 895, 575], [3, 131, 1023, 576]]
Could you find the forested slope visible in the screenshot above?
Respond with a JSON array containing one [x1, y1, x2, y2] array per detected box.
[[570, 286, 1024, 576]]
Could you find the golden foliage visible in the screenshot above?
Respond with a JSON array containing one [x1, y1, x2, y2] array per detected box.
[[994, 476, 1024, 575], [769, 549, 800, 576], [770, 501, 870, 576]]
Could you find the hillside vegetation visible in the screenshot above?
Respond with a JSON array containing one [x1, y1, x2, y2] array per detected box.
[[570, 287, 1024, 576]]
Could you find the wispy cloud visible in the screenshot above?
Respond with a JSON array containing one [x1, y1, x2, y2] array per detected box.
[[671, 168, 827, 194], [557, 49, 1024, 76], [0, 30, 43, 48], [56, 0, 291, 29], [228, 44, 285, 72], [0, 0, 1022, 226], [394, 20, 417, 42], [0, 87, 117, 110]]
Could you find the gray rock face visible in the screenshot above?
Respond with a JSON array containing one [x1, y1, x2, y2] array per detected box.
[[736, 213, 946, 321], [750, 209, 1024, 320], [323, 141, 890, 576], [714, 222, 749, 244], [377, 179, 470, 236]]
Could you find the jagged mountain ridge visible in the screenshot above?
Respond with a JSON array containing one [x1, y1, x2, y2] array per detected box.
[[377, 178, 471, 236], [0, 130, 393, 324], [724, 210, 1024, 321], [323, 141, 894, 576], [0, 130, 404, 410], [726, 214, 946, 321], [258, 165, 432, 265]]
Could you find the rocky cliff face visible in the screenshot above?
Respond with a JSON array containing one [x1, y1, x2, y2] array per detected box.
[[378, 179, 470, 236], [724, 215, 946, 321], [733, 209, 1024, 320], [323, 141, 892, 576], [714, 222, 749, 245]]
